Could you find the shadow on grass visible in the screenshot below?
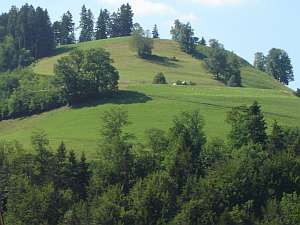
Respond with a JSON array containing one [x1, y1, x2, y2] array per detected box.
[[143, 55, 181, 68], [71, 90, 153, 109]]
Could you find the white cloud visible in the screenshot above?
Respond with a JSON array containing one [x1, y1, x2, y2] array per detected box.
[[98, 0, 176, 16], [191, 0, 242, 6]]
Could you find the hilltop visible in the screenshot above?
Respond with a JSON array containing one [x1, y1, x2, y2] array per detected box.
[[0, 37, 299, 157]]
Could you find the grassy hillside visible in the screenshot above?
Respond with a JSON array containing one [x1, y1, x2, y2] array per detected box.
[[34, 37, 287, 90], [0, 37, 298, 157]]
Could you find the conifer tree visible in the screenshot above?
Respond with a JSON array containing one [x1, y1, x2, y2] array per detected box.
[[79, 5, 94, 42], [60, 11, 75, 44], [95, 9, 109, 39], [152, 24, 159, 38], [268, 121, 286, 155], [119, 3, 133, 36]]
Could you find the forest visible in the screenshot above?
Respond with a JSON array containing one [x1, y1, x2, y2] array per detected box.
[[1, 102, 300, 224]]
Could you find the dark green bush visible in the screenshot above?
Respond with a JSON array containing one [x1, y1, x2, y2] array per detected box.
[[153, 72, 167, 84]]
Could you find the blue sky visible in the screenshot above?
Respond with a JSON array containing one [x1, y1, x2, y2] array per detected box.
[[1, 0, 299, 90]]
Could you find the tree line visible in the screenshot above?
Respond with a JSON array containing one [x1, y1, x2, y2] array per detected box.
[[1, 102, 300, 224]]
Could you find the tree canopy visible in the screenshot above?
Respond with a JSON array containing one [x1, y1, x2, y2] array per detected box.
[[54, 48, 119, 104]]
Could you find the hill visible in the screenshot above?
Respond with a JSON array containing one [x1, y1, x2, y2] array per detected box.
[[0, 37, 299, 157]]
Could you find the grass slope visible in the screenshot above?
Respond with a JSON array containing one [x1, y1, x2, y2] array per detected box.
[[0, 37, 298, 157]]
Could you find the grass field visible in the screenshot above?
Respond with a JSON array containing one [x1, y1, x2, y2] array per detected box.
[[0, 37, 298, 157]]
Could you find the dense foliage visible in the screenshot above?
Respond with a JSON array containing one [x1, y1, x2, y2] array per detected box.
[[205, 40, 242, 86], [53, 11, 75, 45], [1, 102, 300, 224], [171, 20, 198, 54], [54, 48, 119, 104], [0, 4, 55, 71], [254, 49, 294, 85], [0, 69, 65, 120], [0, 48, 119, 120]]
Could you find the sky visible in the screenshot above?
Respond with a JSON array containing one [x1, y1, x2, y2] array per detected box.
[[1, 0, 299, 90]]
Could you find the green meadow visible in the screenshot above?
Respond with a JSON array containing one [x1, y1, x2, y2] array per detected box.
[[0, 37, 298, 157]]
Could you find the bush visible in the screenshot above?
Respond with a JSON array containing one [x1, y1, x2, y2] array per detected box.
[[153, 72, 167, 84], [0, 69, 65, 120]]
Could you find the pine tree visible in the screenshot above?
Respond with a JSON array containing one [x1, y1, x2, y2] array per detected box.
[[7, 6, 18, 38], [268, 121, 286, 155], [79, 5, 94, 42], [95, 9, 109, 40], [53, 21, 61, 45], [119, 3, 133, 36], [77, 153, 90, 200], [246, 101, 268, 147], [152, 24, 159, 38], [34, 7, 54, 58], [109, 12, 120, 37], [54, 142, 67, 190], [66, 150, 79, 200], [60, 11, 75, 44]]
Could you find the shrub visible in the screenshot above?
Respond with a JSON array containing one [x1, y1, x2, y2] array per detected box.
[[153, 72, 167, 84], [227, 73, 242, 87]]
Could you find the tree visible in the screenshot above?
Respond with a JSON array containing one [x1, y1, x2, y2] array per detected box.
[[128, 172, 177, 225], [108, 12, 120, 38], [31, 130, 54, 185], [152, 24, 159, 38], [205, 44, 227, 80], [99, 107, 134, 193], [227, 101, 268, 149], [168, 110, 206, 191], [33, 7, 55, 58], [226, 57, 242, 87], [130, 26, 154, 58], [253, 52, 266, 72], [199, 37, 206, 46], [171, 20, 197, 54], [54, 48, 119, 104], [90, 185, 126, 225], [53, 21, 62, 45], [77, 153, 90, 201], [266, 48, 294, 85], [296, 88, 300, 97], [95, 9, 110, 40], [268, 121, 286, 155], [119, 3, 134, 36], [60, 11, 75, 45], [205, 41, 242, 86], [153, 72, 167, 84], [79, 5, 94, 42]]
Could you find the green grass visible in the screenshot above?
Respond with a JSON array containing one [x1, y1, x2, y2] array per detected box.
[[0, 84, 299, 158], [1, 37, 298, 157]]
